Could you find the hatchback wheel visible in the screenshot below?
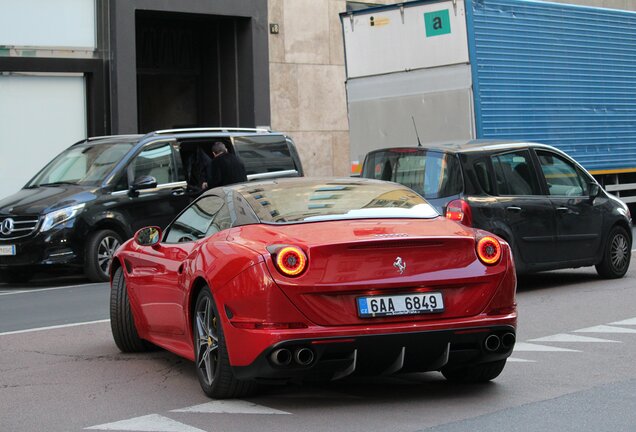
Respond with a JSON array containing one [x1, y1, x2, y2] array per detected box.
[[85, 229, 123, 282], [596, 226, 631, 279], [193, 287, 256, 399]]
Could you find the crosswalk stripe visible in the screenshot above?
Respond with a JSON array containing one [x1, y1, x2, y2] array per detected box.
[[513, 342, 580, 352], [530, 334, 620, 343], [172, 400, 290, 415], [574, 325, 636, 334], [507, 357, 536, 362], [85, 414, 205, 432], [610, 317, 636, 326]]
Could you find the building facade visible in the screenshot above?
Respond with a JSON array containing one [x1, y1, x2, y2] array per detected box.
[[0, 0, 634, 198]]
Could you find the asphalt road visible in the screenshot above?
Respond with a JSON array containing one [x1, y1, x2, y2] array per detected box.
[[1, 258, 636, 431]]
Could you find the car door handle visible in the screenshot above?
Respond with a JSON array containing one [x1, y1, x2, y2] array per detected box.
[[556, 207, 568, 214], [172, 188, 186, 196], [506, 206, 522, 213]]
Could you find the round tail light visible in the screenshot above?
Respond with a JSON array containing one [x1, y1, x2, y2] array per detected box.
[[476, 236, 502, 265], [274, 246, 307, 277]]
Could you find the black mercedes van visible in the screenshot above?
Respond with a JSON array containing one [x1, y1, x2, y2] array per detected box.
[[0, 128, 303, 283]]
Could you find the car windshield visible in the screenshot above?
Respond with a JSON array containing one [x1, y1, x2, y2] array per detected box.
[[239, 179, 438, 223], [362, 149, 463, 199], [26, 141, 135, 188]]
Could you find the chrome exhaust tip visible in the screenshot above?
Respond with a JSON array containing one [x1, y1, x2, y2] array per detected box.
[[294, 347, 315, 366], [501, 332, 516, 349], [270, 348, 292, 366], [484, 334, 501, 352]]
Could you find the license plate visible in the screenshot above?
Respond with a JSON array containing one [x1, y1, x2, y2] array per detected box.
[[0, 245, 16, 256], [357, 292, 444, 318]]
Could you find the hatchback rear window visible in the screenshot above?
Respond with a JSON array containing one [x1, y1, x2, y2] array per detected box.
[[362, 149, 462, 199]]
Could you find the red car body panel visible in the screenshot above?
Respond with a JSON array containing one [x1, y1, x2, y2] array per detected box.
[[113, 216, 517, 370]]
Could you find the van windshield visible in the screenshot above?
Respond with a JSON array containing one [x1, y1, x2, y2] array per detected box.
[[362, 149, 462, 199], [26, 142, 134, 188]]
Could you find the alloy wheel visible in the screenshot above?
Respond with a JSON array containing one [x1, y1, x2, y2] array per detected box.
[[195, 296, 218, 386], [97, 236, 120, 276], [610, 233, 629, 272]]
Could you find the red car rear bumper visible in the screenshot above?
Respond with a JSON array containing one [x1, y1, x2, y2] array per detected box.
[[227, 314, 516, 382]]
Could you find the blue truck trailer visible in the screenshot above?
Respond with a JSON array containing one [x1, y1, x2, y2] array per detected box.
[[341, 0, 636, 203]]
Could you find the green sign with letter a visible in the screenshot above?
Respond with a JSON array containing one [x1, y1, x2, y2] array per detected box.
[[424, 10, 451, 37]]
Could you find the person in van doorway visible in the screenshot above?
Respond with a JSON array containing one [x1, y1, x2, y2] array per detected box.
[[188, 144, 213, 192], [203, 141, 248, 189]]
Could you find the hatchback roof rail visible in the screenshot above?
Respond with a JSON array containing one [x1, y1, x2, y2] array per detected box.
[[153, 127, 272, 135]]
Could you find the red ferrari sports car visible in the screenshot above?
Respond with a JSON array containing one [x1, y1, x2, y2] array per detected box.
[[109, 178, 517, 398]]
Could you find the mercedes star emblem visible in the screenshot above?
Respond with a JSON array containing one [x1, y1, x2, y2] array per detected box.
[[1, 218, 15, 235]]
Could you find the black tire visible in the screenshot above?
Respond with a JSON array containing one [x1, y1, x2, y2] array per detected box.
[[0, 269, 33, 284], [193, 287, 256, 399], [85, 229, 123, 282], [596, 225, 631, 279], [441, 359, 507, 383], [110, 266, 151, 352]]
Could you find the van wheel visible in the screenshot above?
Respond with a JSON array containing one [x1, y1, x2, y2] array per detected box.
[[596, 226, 631, 279], [110, 267, 152, 352], [85, 229, 123, 282]]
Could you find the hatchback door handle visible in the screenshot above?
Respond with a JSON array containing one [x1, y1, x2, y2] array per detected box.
[[172, 188, 186, 196], [506, 206, 522, 212]]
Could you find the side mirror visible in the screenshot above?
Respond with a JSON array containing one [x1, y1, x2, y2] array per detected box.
[[131, 175, 158, 192], [589, 182, 601, 199], [134, 226, 162, 247]]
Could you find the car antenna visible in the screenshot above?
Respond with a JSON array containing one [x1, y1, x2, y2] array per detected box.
[[411, 116, 422, 147]]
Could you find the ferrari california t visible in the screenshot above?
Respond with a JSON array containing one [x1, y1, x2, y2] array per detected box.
[[109, 178, 517, 398]]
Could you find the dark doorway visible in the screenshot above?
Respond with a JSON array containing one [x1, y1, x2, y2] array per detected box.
[[136, 11, 255, 132]]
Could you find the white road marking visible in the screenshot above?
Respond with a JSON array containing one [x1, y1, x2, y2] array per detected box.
[[0, 319, 110, 336], [172, 400, 290, 415], [513, 342, 580, 352], [0, 283, 104, 296], [507, 357, 536, 362], [610, 317, 636, 326], [85, 414, 205, 432], [574, 325, 636, 334], [530, 334, 620, 343]]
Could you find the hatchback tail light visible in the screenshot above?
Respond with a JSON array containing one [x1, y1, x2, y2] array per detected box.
[[445, 199, 472, 226], [476, 236, 502, 265], [268, 245, 308, 277]]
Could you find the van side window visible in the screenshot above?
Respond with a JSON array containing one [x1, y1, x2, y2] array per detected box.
[[536, 150, 589, 196], [491, 151, 540, 196], [133, 143, 175, 185]]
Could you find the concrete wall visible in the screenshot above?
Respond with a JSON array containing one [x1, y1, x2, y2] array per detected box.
[[268, 0, 636, 177], [268, 0, 393, 177]]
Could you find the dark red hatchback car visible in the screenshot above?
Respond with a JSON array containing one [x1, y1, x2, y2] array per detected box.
[[110, 178, 517, 398], [362, 141, 632, 278]]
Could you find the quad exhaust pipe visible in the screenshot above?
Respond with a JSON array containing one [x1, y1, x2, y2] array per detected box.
[[270, 348, 292, 366], [484, 334, 501, 352], [294, 347, 315, 366], [484, 333, 515, 352], [502, 332, 516, 349], [270, 347, 315, 367]]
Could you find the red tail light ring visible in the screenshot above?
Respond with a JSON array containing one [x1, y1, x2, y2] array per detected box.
[[476, 236, 502, 265], [274, 246, 307, 277]]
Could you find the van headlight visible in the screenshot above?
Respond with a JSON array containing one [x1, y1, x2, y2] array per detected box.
[[41, 203, 86, 232]]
